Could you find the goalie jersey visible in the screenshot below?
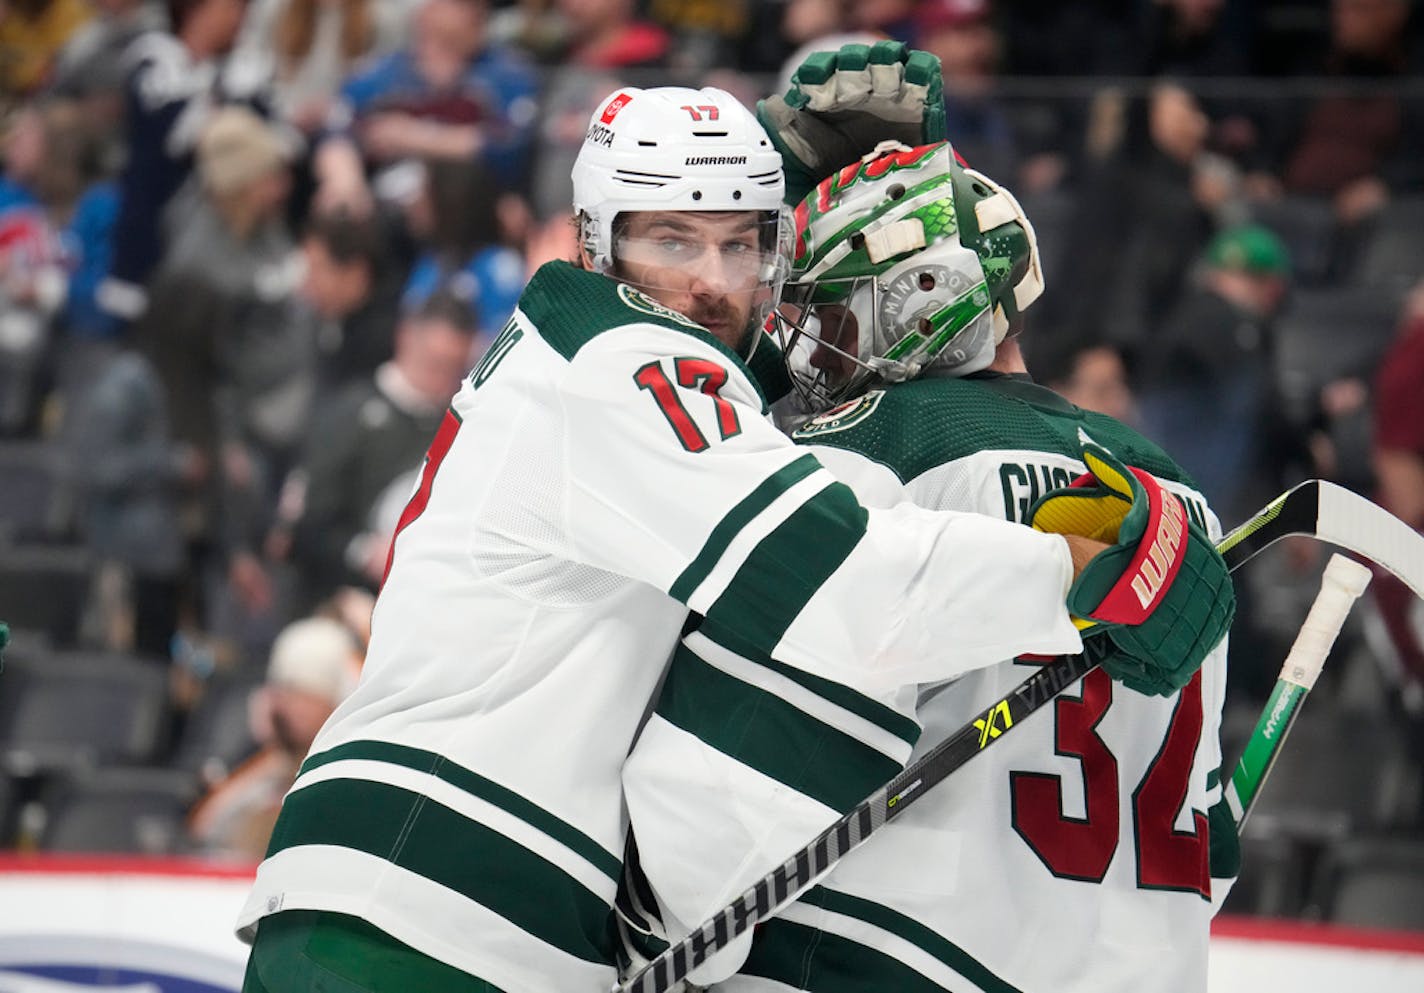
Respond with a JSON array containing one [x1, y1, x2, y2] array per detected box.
[[622, 373, 1231, 993], [236, 264, 1084, 992]]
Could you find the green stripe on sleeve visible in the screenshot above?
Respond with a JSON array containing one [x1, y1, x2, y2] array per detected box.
[[745, 918, 953, 993], [267, 778, 617, 966], [656, 643, 903, 813], [702, 478, 869, 657], [670, 454, 824, 603], [753, 653, 921, 745], [744, 887, 1025, 993], [297, 740, 620, 881], [688, 629, 921, 745]]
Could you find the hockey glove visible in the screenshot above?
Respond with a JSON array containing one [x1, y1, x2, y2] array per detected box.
[[757, 40, 946, 205], [1027, 437, 1235, 697]]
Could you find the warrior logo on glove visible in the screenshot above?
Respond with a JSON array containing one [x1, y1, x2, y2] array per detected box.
[[1050, 441, 1190, 623], [1027, 432, 1236, 696]]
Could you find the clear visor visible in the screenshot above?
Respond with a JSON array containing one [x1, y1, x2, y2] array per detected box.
[[612, 211, 792, 293], [610, 210, 793, 349]]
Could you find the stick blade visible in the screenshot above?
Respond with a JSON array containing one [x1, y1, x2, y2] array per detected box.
[[1316, 481, 1424, 599]]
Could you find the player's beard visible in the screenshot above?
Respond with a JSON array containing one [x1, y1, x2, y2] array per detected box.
[[689, 292, 765, 352]]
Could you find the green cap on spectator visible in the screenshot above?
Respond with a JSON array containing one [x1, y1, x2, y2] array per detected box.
[[1205, 224, 1291, 275]]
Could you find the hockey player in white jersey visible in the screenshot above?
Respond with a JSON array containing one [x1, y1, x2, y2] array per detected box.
[[236, 53, 1231, 992], [620, 142, 1238, 993]]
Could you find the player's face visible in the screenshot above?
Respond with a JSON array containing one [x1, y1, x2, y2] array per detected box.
[[807, 303, 861, 381], [614, 211, 767, 349]]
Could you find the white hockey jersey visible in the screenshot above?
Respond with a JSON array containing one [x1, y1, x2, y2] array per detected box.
[[623, 375, 1231, 993], [236, 263, 1084, 992]]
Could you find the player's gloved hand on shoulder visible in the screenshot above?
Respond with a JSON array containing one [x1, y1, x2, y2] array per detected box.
[[757, 40, 945, 205], [1027, 435, 1235, 697]]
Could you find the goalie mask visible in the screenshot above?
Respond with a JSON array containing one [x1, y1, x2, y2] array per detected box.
[[572, 86, 794, 352], [774, 141, 1044, 412]]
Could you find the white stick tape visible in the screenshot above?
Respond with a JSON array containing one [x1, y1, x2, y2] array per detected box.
[[1277, 554, 1373, 690]]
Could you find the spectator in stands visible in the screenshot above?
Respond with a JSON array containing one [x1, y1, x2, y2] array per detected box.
[[0, 0, 93, 95], [41, 105, 126, 354], [1035, 340, 1137, 425], [316, 584, 375, 651], [122, 108, 300, 663], [284, 287, 476, 606], [997, 0, 1133, 77], [774, 0, 877, 91], [781, 0, 854, 51], [399, 157, 525, 340], [158, 107, 310, 633], [1059, 81, 1232, 352], [0, 100, 104, 436], [555, 0, 669, 69], [311, 0, 539, 213], [913, 0, 1020, 188], [1132, 0, 1264, 169], [125, 274, 232, 624], [1369, 278, 1424, 696], [993, 0, 1132, 185], [187, 614, 362, 860], [851, 0, 915, 40], [1257, 0, 1424, 231], [164, 106, 297, 301], [1135, 0, 1253, 78], [525, 62, 624, 223], [0, 101, 86, 287], [99, 0, 273, 325], [47, 0, 164, 103], [1138, 223, 1292, 523], [643, 0, 757, 72], [42, 1, 163, 226], [234, 0, 408, 135], [296, 207, 405, 393], [67, 341, 203, 657]]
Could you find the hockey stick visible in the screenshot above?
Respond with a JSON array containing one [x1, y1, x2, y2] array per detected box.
[[616, 480, 1424, 993], [1225, 554, 1373, 828], [1213, 479, 1422, 599]]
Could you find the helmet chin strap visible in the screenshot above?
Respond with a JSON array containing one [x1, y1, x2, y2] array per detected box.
[[869, 357, 921, 382]]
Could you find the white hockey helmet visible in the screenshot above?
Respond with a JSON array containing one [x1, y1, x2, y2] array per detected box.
[[571, 86, 791, 293]]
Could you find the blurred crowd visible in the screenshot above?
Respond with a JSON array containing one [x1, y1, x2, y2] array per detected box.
[[0, 0, 1420, 869]]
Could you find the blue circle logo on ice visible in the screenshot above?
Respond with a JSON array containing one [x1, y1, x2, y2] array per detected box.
[[0, 938, 241, 993]]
